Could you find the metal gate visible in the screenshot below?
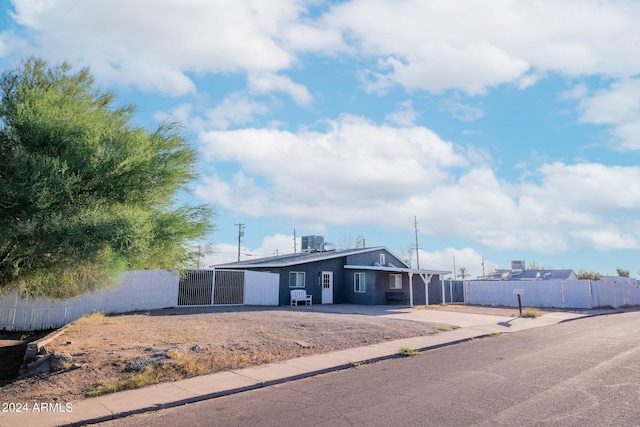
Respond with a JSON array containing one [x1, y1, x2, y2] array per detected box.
[[213, 270, 244, 304], [428, 280, 465, 305], [178, 269, 245, 306]]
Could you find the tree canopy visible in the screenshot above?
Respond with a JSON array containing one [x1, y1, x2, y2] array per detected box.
[[575, 269, 603, 281], [0, 58, 214, 298], [616, 267, 630, 278]]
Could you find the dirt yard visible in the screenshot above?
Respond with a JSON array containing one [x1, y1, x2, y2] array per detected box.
[[0, 304, 526, 404]]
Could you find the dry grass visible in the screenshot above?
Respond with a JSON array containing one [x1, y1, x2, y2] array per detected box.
[[74, 311, 123, 326], [399, 346, 419, 357], [427, 325, 459, 335], [85, 347, 280, 397], [521, 308, 541, 318], [414, 305, 444, 310]]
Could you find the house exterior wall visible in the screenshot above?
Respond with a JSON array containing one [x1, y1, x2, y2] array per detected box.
[[226, 248, 433, 306], [282, 257, 345, 304], [245, 257, 346, 305], [345, 249, 404, 268], [343, 249, 405, 304]]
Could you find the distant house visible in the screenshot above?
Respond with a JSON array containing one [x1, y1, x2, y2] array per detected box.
[[477, 260, 577, 281], [214, 238, 450, 306]]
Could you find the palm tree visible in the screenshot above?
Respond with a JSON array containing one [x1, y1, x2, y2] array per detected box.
[[457, 267, 470, 279]]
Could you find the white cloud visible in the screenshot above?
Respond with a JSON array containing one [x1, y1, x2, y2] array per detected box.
[[576, 79, 640, 150], [195, 115, 640, 254], [206, 93, 269, 129], [248, 72, 313, 106], [10, 0, 640, 100], [438, 93, 484, 122], [569, 230, 636, 252], [205, 233, 297, 266], [385, 100, 418, 127], [560, 82, 589, 101], [324, 0, 640, 94], [9, 0, 304, 95], [0, 30, 28, 57], [419, 247, 497, 280], [195, 115, 469, 223]]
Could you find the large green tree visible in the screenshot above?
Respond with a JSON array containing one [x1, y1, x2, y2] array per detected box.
[[0, 58, 214, 298]]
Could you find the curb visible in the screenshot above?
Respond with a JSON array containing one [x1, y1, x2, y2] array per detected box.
[[19, 324, 72, 377]]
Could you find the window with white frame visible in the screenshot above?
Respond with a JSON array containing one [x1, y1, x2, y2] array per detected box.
[[380, 253, 386, 265], [289, 272, 305, 288], [389, 274, 402, 289], [354, 272, 366, 293]]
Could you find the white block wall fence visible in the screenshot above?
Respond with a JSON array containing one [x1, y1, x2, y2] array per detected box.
[[465, 277, 640, 309], [0, 269, 279, 331], [244, 270, 279, 306]]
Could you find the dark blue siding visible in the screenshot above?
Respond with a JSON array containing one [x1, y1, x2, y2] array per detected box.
[[221, 248, 447, 306]]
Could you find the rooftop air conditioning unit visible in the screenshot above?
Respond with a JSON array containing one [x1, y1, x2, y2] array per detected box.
[[301, 235, 325, 252], [511, 260, 525, 273]]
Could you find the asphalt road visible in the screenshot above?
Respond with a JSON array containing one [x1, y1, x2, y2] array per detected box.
[[98, 311, 640, 426]]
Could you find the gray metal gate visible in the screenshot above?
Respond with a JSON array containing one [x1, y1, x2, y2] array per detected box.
[[428, 280, 465, 305], [178, 270, 214, 305], [178, 269, 245, 306], [213, 270, 244, 304]]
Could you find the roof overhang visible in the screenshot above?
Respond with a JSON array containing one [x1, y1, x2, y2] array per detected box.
[[344, 265, 450, 275], [213, 246, 392, 269]]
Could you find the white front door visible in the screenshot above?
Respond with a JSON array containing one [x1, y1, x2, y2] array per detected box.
[[321, 271, 333, 304]]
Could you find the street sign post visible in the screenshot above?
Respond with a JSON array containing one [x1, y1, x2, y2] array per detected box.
[[513, 289, 525, 316]]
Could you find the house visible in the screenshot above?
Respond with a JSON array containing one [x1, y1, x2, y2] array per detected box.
[[213, 238, 450, 306], [477, 260, 577, 281]]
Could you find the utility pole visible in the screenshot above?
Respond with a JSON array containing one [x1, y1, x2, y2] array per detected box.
[[235, 223, 245, 262], [413, 216, 421, 269], [453, 252, 457, 279], [293, 228, 297, 253], [481, 256, 485, 277]]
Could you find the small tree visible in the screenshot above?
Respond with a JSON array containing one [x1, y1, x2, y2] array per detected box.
[[575, 269, 603, 281], [337, 233, 366, 249], [457, 267, 470, 279], [616, 268, 630, 278], [0, 58, 214, 298]]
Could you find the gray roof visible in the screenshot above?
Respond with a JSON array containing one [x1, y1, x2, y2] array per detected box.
[[478, 269, 576, 281], [212, 246, 397, 269]]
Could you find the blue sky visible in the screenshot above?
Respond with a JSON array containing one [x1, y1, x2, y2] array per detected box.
[[3, 0, 640, 278]]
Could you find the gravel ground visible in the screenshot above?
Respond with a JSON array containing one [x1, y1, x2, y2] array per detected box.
[[0, 304, 476, 404]]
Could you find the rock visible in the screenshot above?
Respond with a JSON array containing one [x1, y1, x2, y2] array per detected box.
[[50, 353, 73, 371], [294, 340, 312, 348], [124, 357, 153, 373], [19, 355, 51, 378]]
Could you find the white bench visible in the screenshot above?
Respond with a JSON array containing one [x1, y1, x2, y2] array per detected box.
[[290, 289, 313, 306]]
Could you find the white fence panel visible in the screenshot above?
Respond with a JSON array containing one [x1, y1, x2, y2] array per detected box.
[[467, 280, 593, 308], [468, 277, 640, 309], [560, 280, 594, 308], [0, 270, 178, 331], [244, 270, 279, 306], [591, 277, 640, 308]]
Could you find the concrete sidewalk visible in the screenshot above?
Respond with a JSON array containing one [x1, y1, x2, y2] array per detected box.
[[2, 308, 590, 427]]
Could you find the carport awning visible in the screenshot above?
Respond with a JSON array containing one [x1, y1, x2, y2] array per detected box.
[[343, 265, 450, 275], [344, 265, 451, 307]]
